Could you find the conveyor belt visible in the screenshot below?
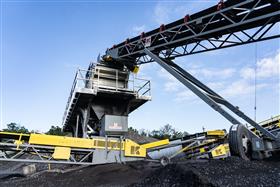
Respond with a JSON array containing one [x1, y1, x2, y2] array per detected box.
[[106, 0, 280, 64]]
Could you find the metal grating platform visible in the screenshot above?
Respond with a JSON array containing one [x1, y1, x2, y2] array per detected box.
[[62, 63, 151, 137]]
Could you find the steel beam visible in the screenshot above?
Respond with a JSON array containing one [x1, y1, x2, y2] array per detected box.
[[81, 107, 90, 138], [75, 114, 79, 137], [144, 48, 277, 140]]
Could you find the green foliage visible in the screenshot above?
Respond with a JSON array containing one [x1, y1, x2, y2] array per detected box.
[[46, 126, 66, 136], [139, 129, 148, 137], [30, 130, 40, 134], [3, 123, 29, 133], [128, 127, 138, 134], [150, 124, 186, 139], [128, 124, 188, 140], [149, 130, 160, 139], [159, 124, 176, 139]]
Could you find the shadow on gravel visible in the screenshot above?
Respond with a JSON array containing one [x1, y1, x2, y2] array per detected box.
[[129, 164, 213, 187], [0, 173, 25, 180]]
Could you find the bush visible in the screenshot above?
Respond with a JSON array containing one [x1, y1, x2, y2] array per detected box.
[[46, 126, 66, 136], [3, 123, 29, 133], [128, 124, 188, 140]]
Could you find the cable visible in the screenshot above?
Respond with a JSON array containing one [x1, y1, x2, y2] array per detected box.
[[254, 43, 257, 122]]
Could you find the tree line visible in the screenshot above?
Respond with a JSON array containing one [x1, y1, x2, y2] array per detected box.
[[128, 124, 188, 139], [3, 122, 188, 139], [3, 122, 65, 136]]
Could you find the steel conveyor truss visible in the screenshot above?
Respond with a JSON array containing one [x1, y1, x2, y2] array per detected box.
[[106, 0, 280, 64]]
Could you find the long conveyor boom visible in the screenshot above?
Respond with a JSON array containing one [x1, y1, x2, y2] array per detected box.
[[107, 0, 280, 64]]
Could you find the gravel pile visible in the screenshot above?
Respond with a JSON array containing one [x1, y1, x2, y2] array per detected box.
[[1, 157, 280, 187], [131, 157, 280, 187], [125, 131, 157, 144]]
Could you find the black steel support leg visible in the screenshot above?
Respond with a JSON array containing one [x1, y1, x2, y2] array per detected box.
[[81, 106, 90, 138], [144, 48, 277, 140], [75, 114, 80, 137]]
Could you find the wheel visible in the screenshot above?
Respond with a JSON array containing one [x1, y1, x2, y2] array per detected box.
[[160, 156, 170, 166], [229, 124, 252, 160]]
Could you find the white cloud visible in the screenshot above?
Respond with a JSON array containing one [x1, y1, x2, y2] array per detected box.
[[206, 82, 225, 90], [174, 81, 227, 102], [220, 51, 279, 98], [137, 63, 157, 80], [131, 25, 146, 37], [157, 68, 183, 92], [157, 67, 230, 101], [221, 80, 267, 98], [257, 51, 279, 78], [128, 1, 217, 39], [240, 51, 280, 79], [129, 1, 220, 40], [153, 3, 171, 25], [194, 68, 236, 79], [157, 62, 273, 101], [164, 79, 181, 92], [175, 90, 196, 102], [152, 1, 215, 25], [183, 66, 236, 80], [240, 67, 255, 79]]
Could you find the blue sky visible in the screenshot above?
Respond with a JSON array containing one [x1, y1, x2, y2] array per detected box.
[[1, 0, 279, 134]]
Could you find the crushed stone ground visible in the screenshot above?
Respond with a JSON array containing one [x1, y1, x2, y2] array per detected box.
[[0, 157, 280, 187]]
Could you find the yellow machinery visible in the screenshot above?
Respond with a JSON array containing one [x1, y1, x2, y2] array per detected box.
[[147, 129, 230, 165], [0, 129, 230, 166], [0, 132, 169, 165], [1, 115, 278, 165]]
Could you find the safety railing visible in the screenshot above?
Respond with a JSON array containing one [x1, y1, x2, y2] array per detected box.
[[72, 68, 151, 95], [62, 65, 151, 126], [246, 115, 280, 135], [258, 115, 280, 126]]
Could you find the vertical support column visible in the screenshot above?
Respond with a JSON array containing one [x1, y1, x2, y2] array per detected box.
[[119, 136, 123, 164], [116, 69, 119, 91], [81, 106, 90, 138], [75, 114, 80, 137]]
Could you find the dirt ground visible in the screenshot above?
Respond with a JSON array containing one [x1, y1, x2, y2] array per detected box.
[[0, 156, 280, 187]]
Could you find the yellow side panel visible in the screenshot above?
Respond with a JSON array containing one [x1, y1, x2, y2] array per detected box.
[[206, 130, 225, 136], [14, 140, 23, 145], [92, 139, 124, 150], [29, 134, 125, 150], [132, 66, 139, 74], [124, 139, 146, 157], [0, 132, 30, 141], [0, 131, 30, 137], [224, 143, 230, 152], [141, 139, 169, 149], [211, 143, 229, 158], [29, 134, 94, 148], [199, 148, 206, 153], [52, 147, 71, 160]]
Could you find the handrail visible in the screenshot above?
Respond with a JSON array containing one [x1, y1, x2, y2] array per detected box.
[[258, 115, 280, 126], [137, 80, 150, 93], [62, 65, 151, 126]]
